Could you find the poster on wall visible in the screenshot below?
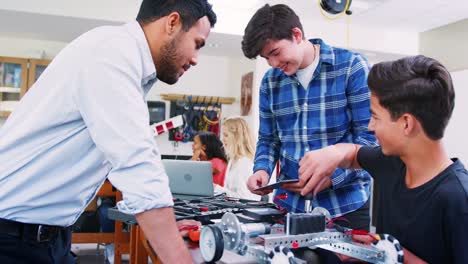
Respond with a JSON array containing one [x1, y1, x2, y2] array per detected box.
[[241, 71, 253, 116]]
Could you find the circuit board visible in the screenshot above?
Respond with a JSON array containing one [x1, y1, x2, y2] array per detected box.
[[107, 195, 280, 225]]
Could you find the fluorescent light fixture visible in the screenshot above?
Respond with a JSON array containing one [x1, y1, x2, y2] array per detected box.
[[210, 0, 261, 10], [351, 0, 371, 10], [348, 0, 389, 14], [208, 0, 262, 35]]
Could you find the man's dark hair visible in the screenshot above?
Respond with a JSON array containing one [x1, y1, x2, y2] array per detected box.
[[242, 4, 304, 59], [368, 55, 455, 140], [137, 0, 217, 31], [196, 131, 228, 163]]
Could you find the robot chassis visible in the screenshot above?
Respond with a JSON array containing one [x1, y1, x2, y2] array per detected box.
[[199, 208, 404, 264]]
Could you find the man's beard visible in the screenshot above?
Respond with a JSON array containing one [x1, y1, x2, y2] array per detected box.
[[156, 37, 181, 85]]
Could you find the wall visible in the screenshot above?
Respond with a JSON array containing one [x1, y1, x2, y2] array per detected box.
[[301, 18, 419, 56], [419, 19, 468, 163], [0, 36, 67, 60], [0, 0, 138, 22], [147, 55, 256, 156], [420, 18, 468, 72], [444, 69, 468, 164]]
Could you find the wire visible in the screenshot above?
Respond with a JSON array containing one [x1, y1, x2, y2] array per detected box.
[[318, 0, 352, 49], [329, 219, 379, 243], [273, 193, 289, 214], [345, 229, 379, 242], [347, 13, 351, 48], [178, 225, 199, 231]]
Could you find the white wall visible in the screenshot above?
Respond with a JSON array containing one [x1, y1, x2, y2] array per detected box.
[[244, 59, 270, 143], [147, 55, 256, 156], [420, 19, 468, 72], [301, 18, 419, 56], [444, 69, 468, 164], [419, 18, 468, 163], [0, 0, 138, 22], [0, 36, 67, 60]]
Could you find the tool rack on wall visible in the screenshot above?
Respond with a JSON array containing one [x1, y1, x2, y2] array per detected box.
[[160, 93, 236, 105], [159, 93, 235, 142]]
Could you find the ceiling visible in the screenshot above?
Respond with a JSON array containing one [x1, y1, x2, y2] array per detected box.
[[274, 0, 468, 32], [0, 0, 467, 59]]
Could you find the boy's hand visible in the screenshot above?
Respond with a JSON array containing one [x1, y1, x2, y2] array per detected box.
[[247, 170, 271, 195], [297, 146, 343, 196], [335, 234, 377, 262]]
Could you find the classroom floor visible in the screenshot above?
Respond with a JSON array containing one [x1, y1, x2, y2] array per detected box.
[[71, 244, 130, 264]]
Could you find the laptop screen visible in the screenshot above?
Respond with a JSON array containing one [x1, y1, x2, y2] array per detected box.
[[162, 159, 214, 197]]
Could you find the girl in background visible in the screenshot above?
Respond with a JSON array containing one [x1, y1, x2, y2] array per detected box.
[[217, 117, 260, 201], [191, 131, 228, 186]]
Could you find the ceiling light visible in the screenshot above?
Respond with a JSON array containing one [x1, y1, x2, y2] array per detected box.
[[209, 0, 261, 10], [350, 0, 388, 14]]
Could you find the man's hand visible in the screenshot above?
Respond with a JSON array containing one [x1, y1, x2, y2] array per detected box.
[[176, 219, 201, 237], [135, 207, 192, 263], [247, 170, 271, 195]]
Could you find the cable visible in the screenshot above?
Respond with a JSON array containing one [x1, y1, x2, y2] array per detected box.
[[318, 0, 352, 49], [347, 13, 351, 48]]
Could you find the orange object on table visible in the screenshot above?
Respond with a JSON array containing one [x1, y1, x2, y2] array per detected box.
[[188, 230, 201, 242]]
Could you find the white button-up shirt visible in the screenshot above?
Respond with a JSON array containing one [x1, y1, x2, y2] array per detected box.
[[0, 20, 173, 226]]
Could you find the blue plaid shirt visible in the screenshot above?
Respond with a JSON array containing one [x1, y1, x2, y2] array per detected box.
[[254, 39, 376, 217]]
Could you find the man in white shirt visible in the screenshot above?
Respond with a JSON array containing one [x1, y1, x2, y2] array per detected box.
[[0, 0, 216, 263]]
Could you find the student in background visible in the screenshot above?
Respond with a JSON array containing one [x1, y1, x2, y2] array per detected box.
[[215, 117, 261, 200], [192, 131, 228, 186]]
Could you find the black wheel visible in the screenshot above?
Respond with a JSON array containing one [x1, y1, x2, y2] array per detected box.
[[373, 234, 404, 264]]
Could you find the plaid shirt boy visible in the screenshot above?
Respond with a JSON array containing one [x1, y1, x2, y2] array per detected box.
[[254, 39, 376, 217]]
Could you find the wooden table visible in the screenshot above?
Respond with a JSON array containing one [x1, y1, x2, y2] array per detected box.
[[108, 208, 257, 263]]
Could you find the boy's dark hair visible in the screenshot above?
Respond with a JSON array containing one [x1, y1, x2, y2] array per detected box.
[[368, 55, 455, 140], [242, 4, 304, 59], [196, 131, 228, 162], [137, 0, 217, 31]]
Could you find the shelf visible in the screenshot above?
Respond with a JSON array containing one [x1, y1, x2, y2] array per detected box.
[[160, 93, 236, 105], [0, 100, 19, 113], [0, 111, 10, 118], [0, 87, 21, 93]]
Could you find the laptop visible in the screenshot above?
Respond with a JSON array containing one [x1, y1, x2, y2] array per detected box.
[[162, 159, 214, 199]]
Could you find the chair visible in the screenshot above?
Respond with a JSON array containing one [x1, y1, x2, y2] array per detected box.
[[71, 180, 130, 264]]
